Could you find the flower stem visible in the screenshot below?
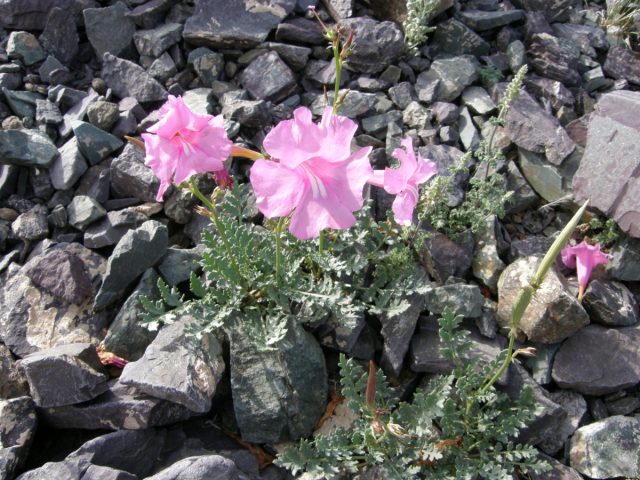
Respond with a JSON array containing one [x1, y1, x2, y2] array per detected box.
[[332, 43, 342, 113], [275, 217, 286, 285], [319, 230, 325, 253], [231, 145, 263, 161]]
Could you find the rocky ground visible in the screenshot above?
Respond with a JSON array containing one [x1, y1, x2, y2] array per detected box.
[[1, 0, 640, 479]]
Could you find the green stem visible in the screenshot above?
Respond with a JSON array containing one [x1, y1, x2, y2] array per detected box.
[[480, 333, 516, 395], [319, 230, 325, 254], [275, 217, 286, 285], [333, 44, 342, 113]]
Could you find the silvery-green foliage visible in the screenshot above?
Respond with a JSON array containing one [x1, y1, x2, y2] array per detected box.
[[403, 0, 441, 51], [277, 308, 550, 479]]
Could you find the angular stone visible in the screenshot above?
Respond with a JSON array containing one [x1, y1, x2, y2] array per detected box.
[[524, 75, 575, 110], [570, 415, 640, 479], [110, 143, 161, 203], [71, 120, 123, 165], [528, 33, 581, 86], [238, 51, 296, 103], [11, 208, 48, 242], [6, 31, 46, 66], [608, 236, 640, 281], [583, 279, 638, 327], [0, 396, 36, 479], [528, 455, 584, 480], [421, 230, 473, 283], [86, 101, 120, 132], [604, 46, 640, 86], [148, 52, 178, 83], [497, 256, 589, 343], [25, 248, 93, 305], [274, 17, 325, 45], [183, 0, 296, 49], [461, 86, 496, 115], [39, 7, 79, 65], [83, 208, 149, 246], [188, 48, 224, 87], [431, 18, 490, 57], [134, 22, 183, 58], [127, 0, 180, 28], [424, 282, 484, 318], [510, 0, 576, 22], [2, 88, 43, 119], [457, 9, 525, 31], [58, 88, 100, 138], [0, 0, 70, 30], [229, 318, 327, 443], [94, 220, 168, 311], [0, 129, 59, 168], [158, 247, 203, 286], [49, 138, 88, 191], [67, 195, 107, 231], [144, 456, 244, 480], [552, 324, 640, 395], [472, 216, 506, 293], [262, 42, 311, 71], [517, 149, 568, 203], [539, 389, 587, 454], [340, 18, 404, 74], [457, 106, 480, 151], [83, 2, 136, 59], [120, 315, 224, 413], [309, 89, 377, 118], [389, 82, 418, 110], [35, 99, 62, 125], [324, 0, 353, 19], [102, 53, 168, 104], [0, 345, 29, 398], [416, 56, 479, 103], [18, 343, 108, 407], [552, 23, 607, 58], [572, 91, 640, 238]]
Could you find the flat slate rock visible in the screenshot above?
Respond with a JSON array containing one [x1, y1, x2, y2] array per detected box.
[[83, 2, 136, 59], [0, 344, 29, 399], [340, 18, 404, 74], [0, 0, 70, 30], [431, 18, 490, 56], [239, 51, 296, 103], [0, 129, 59, 168], [39, 7, 79, 65], [110, 143, 161, 203], [528, 33, 581, 86], [583, 279, 639, 327], [552, 324, 640, 395], [144, 455, 244, 480], [0, 396, 37, 480], [572, 90, 640, 238], [603, 46, 640, 86], [183, 0, 296, 49], [101, 53, 168, 104]]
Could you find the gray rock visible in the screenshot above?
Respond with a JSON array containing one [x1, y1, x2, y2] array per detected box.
[[262, 42, 311, 71], [421, 229, 473, 283], [457, 106, 480, 151], [229, 317, 327, 443], [0, 0, 71, 30], [524, 75, 575, 110], [316, 312, 372, 359], [110, 143, 160, 203], [2, 89, 42, 119], [0, 72, 21, 91], [188, 47, 224, 87], [309, 89, 377, 118], [416, 56, 479, 103], [148, 52, 178, 83], [134, 22, 183, 57], [457, 9, 525, 31], [431, 18, 490, 56], [524, 342, 560, 386], [505, 160, 539, 213], [38, 55, 65, 86], [582, 66, 608, 93], [472, 216, 506, 293], [18, 343, 108, 407], [0, 396, 36, 479], [583, 279, 638, 327], [528, 33, 581, 86], [158, 247, 203, 286], [127, 0, 179, 28], [35, 99, 62, 125], [67, 195, 107, 231], [507, 40, 526, 72], [102, 53, 168, 104], [528, 455, 584, 480], [49, 138, 89, 191], [552, 324, 640, 395], [570, 415, 640, 479], [604, 46, 640, 86], [6, 31, 46, 66], [0, 344, 29, 398], [497, 256, 589, 343], [94, 220, 168, 311], [239, 51, 296, 103], [183, 0, 296, 49], [11, 208, 48, 242], [461, 86, 496, 115], [517, 148, 571, 203], [418, 144, 470, 206], [39, 7, 79, 65], [274, 17, 325, 45], [539, 390, 587, 455], [119, 315, 224, 413], [0, 243, 109, 357], [552, 23, 607, 58], [388, 82, 418, 110], [424, 282, 484, 318], [324, 0, 353, 19], [431, 102, 459, 125], [340, 18, 404, 74], [144, 455, 244, 480], [402, 102, 430, 130], [86, 101, 120, 132], [362, 110, 402, 136], [572, 91, 640, 239], [510, 0, 576, 22], [608, 236, 640, 281], [58, 88, 100, 138], [25, 248, 93, 305], [83, 2, 136, 59], [72, 120, 123, 165], [0, 129, 59, 168]]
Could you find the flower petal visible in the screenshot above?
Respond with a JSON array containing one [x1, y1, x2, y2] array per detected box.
[[289, 191, 357, 240], [385, 138, 418, 194], [318, 107, 358, 162], [263, 107, 323, 169], [249, 159, 305, 219], [392, 187, 419, 226]]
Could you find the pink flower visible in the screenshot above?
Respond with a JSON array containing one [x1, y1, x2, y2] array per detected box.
[[249, 106, 372, 240], [142, 95, 232, 202], [561, 240, 611, 301], [367, 138, 437, 226]]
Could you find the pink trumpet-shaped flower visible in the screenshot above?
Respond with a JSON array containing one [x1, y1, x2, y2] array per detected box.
[[561, 240, 611, 301], [367, 138, 438, 226], [249, 106, 373, 240], [142, 95, 232, 202]]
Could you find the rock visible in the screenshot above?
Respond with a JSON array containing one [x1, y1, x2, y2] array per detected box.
[[388, 82, 418, 110], [94, 220, 168, 311], [25, 248, 93, 305], [127, 0, 180, 28], [472, 216, 506, 293], [524, 75, 575, 110], [510, 0, 576, 22], [316, 312, 372, 360], [551, 23, 606, 58], [229, 317, 327, 443], [457, 106, 480, 151], [309, 89, 377, 118], [0, 72, 21, 91], [67, 195, 107, 231], [340, 18, 404, 74], [418, 144, 470, 206], [0, 396, 36, 479], [119, 314, 224, 413], [58, 88, 100, 139], [0, 0, 70, 30], [416, 56, 479, 103], [101, 53, 168, 104], [6, 31, 46, 66], [83, 2, 136, 59], [421, 230, 473, 283], [262, 42, 311, 71], [431, 102, 459, 125], [552, 324, 640, 395], [528, 33, 581, 86], [604, 46, 640, 85], [324, 0, 353, 19], [431, 18, 490, 56], [424, 282, 484, 318], [2, 88, 42, 119], [239, 51, 296, 103], [582, 66, 608, 93], [528, 455, 584, 480], [11, 207, 49, 242], [149, 52, 178, 83], [86, 101, 120, 132], [188, 48, 224, 87], [183, 0, 296, 49], [158, 247, 203, 286], [83, 207, 149, 247], [145, 456, 244, 480], [457, 9, 525, 31], [18, 343, 108, 407], [134, 22, 183, 57], [49, 138, 89, 191], [39, 7, 79, 65], [72, 120, 123, 165], [608, 236, 640, 281], [497, 256, 589, 343], [39, 54, 67, 84], [583, 279, 638, 327], [539, 390, 587, 455], [35, 99, 62, 125], [275, 17, 325, 45], [110, 143, 161, 203], [461, 86, 496, 115], [570, 415, 640, 479], [0, 129, 59, 168], [517, 148, 573, 203], [572, 91, 640, 239], [0, 344, 29, 398]]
